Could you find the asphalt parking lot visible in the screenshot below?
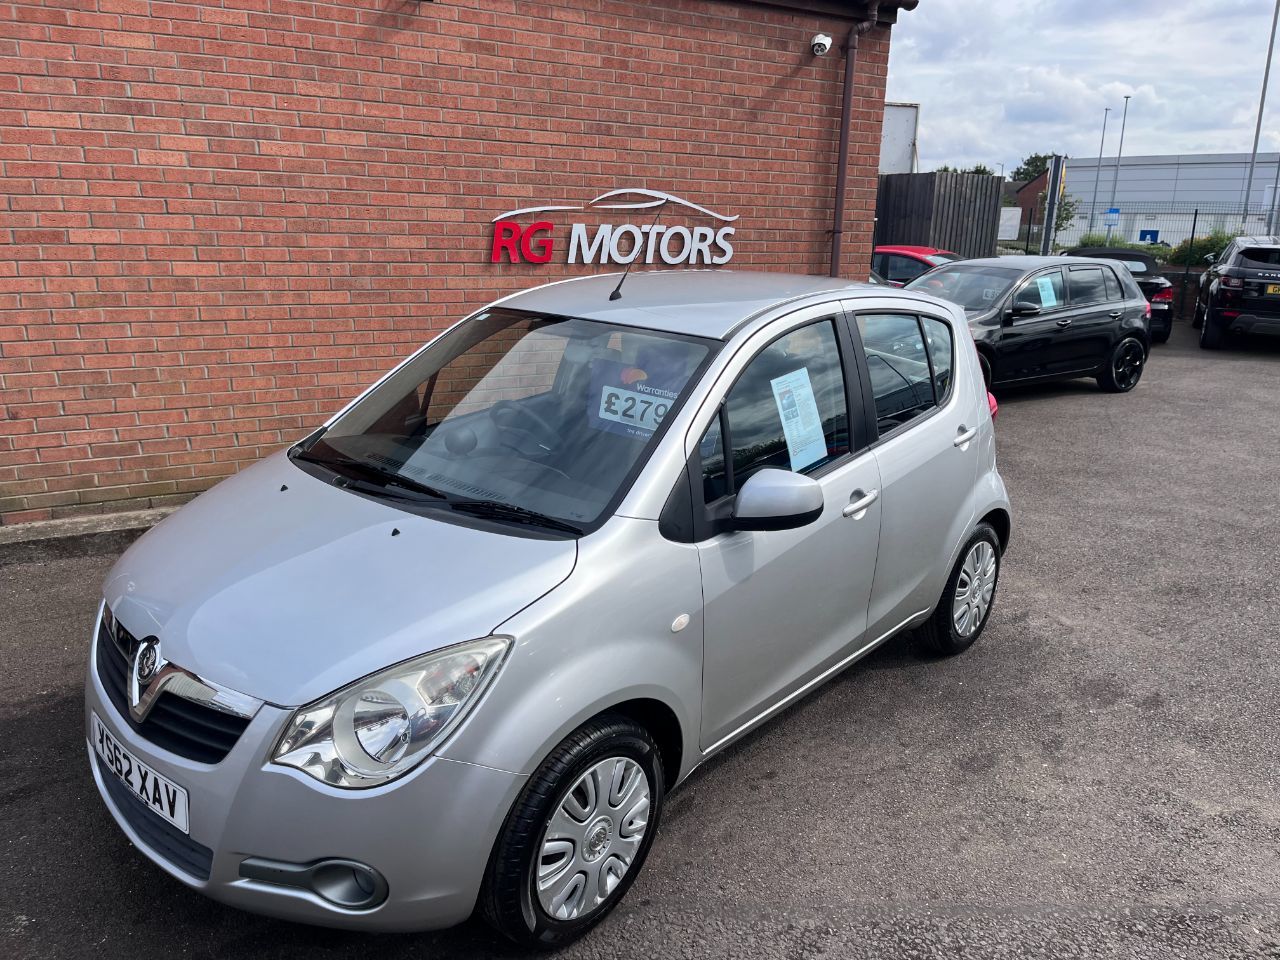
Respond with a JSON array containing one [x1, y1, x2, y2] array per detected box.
[[3, 321, 1279, 960]]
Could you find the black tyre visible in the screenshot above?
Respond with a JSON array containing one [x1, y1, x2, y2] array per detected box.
[[480, 715, 665, 949], [1151, 322, 1171, 345], [1097, 336, 1147, 392], [1199, 308, 1225, 350], [1192, 300, 1205, 330], [977, 351, 993, 389], [917, 523, 1001, 656]]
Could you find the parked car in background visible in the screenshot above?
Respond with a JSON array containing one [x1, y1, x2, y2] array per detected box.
[[872, 245, 962, 285], [1067, 246, 1173, 344], [907, 256, 1151, 393], [1195, 235, 1280, 350], [86, 271, 1009, 948]]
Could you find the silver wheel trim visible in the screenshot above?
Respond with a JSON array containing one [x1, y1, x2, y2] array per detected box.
[[536, 756, 651, 922], [952, 540, 997, 637]]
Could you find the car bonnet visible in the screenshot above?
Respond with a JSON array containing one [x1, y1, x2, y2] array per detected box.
[[101, 451, 578, 706]]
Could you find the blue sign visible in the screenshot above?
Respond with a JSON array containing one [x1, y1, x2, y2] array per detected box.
[[1103, 207, 1121, 227], [1139, 229, 1159, 243]]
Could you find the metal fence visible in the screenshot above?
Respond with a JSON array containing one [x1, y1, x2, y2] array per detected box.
[[990, 199, 1277, 319]]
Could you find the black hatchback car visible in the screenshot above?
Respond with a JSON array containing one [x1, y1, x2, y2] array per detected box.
[[1195, 235, 1280, 350], [906, 256, 1151, 392], [1067, 247, 1174, 343]]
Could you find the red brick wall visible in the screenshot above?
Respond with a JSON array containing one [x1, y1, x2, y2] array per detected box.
[[0, 0, 892, 525]]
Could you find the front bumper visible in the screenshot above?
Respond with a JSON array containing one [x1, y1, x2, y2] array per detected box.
[[84, 621, 526, 932]]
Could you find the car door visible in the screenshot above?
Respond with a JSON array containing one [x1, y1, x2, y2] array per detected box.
[[993, 266, 1068, 382], [692, 308, 882, 751], [847, 308, 980, 639], [1056, 264, 1124, 372]]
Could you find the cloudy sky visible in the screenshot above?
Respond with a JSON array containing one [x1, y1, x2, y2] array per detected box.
[[886, 0, 1280, 176]]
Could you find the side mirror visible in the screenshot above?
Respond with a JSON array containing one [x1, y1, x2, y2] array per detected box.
[[1203, 253, 1216, 264], [730, 468, 823, 532], [1007, 300, 1041, 319]]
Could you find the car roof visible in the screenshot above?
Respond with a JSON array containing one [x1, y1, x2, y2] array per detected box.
[[1068, 247, 1156, 261], [1233, 235, 1280, 247], [874, 244, 958, 257], [494, 270, 880, 340], [944, 255, 1117, 272]]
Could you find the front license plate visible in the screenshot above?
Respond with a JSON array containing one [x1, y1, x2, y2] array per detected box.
[[92, 712, 190, 833], [1267, 284, 1280, 295]]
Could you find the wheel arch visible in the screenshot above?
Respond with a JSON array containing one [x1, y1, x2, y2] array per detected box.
[[978, 507, 1011, 554], [597, 697, 684, 789]]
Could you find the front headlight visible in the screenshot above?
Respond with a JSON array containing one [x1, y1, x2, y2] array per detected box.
[[271, 637, 510, 789]]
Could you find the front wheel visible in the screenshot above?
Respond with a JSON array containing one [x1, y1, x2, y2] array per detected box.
[[480, 715, 664, 949], [1097, 336, 1147, 392], [917, 523, 1001, 656]]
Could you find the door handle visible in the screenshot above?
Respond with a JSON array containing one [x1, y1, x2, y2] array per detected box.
[[1109, 310, 1123, 318], [842, 488, 879, 518], [1056, 318, 1072, 327], [953, 426, 977, 447]]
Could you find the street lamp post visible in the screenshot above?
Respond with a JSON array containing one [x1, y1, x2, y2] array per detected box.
[[1105, 95, 1131, 242], [1088, 107, 1111, 233], [1244, 0, 1280, 228]]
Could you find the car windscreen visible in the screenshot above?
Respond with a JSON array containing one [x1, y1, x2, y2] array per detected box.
[[905, 263, 1024, 312], [298, 309, 715, 531], [1239, 246, 1280, 266], [1112, 257, 1152, 274]]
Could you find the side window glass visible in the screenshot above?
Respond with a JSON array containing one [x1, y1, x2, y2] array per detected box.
[[888, 255, 928, 284], [1067, 267, 1107, 306], [1103, 266, 1121, 301], [921, 316, 954, 403], [1014, 269, 1064, 312], [700, 320, 850, 499], [855, 314, 936, 433]]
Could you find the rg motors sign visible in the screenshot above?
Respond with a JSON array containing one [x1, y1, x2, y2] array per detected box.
[[489, 188, 737, 266]]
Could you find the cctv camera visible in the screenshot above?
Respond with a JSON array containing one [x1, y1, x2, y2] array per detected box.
[[811, 33, 832, 56]]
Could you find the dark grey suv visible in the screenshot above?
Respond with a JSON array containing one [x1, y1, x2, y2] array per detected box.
[[1195, 235, 1280, 350]]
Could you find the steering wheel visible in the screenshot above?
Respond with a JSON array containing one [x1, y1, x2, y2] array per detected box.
[[489, 400, 561, 451]]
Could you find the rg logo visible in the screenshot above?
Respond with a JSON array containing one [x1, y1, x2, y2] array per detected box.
[[490, 220, 555, 264]]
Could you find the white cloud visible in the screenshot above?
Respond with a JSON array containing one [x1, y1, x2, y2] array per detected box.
[[887, 0, 1280, 174]]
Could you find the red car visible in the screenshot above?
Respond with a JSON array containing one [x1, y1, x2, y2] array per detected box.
[[872, 245, 963, 286]]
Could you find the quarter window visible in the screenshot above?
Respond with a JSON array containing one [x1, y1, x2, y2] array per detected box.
[[1067, 266, 1108, 305], [921, 316, 954, 402], [700, 321, 849, 501], [855, 314, 937, 433], [886, 254, 929, 284], [1102, 266, 1121, 301]]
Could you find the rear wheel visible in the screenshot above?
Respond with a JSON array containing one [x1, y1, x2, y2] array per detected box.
[[917, 523, 1001, 656], [1151, 321, 1171, 345], [1199, 308, 1225, 350], [1097, 336, 1147, 392], [480, 716, 664, 949]]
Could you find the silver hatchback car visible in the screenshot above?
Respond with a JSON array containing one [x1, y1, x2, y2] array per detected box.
[[86, 271, 1010, 948]]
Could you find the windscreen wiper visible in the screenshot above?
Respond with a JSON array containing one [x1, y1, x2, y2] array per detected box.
[[293, 448, 448, 500], [447, 499, 583, 536]]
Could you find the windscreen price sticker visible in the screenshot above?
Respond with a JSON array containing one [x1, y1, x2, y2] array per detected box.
[[597, 385, 670, 434]]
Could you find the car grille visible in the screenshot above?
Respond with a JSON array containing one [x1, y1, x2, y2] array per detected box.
[[96, 755, 214, 881], [95, 616, 250, 765]]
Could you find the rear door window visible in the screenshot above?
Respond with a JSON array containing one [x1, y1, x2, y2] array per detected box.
[[855, 314, 937, 434], [1067, 267, 1108, 306]]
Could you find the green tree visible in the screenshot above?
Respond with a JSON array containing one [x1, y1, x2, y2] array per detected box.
[[1012, 153, 1053, 182], [966, 163, 995, 176], [1038, 190, 1081, 235]]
